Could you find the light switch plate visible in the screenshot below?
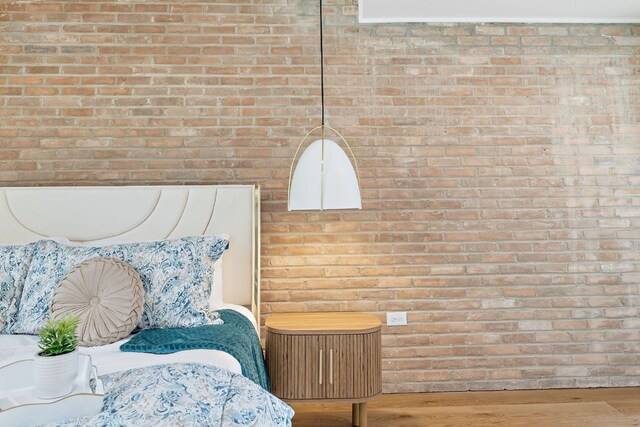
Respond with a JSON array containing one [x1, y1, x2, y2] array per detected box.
[[386, 311, 407, 326]]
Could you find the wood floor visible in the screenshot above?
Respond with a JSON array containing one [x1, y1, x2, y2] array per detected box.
[[289, 387, 640, 426]]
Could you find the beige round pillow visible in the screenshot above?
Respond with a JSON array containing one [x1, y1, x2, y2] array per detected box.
[[51, 257, 145, 347]]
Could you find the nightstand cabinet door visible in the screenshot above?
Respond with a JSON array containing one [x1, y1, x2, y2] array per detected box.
[[267, 333, 324, 399], [326, 332, 382, 399]]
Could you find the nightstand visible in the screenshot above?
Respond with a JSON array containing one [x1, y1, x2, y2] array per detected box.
[[266, 312, 382, 427]]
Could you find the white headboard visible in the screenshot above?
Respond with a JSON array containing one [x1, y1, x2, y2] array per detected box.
[[0, 185, 261, 324]]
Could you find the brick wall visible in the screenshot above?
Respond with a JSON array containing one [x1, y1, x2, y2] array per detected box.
[[1, 1, 639, 393]]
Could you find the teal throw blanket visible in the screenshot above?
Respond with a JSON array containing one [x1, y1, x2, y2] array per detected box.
[[120, 309, 269, 390]]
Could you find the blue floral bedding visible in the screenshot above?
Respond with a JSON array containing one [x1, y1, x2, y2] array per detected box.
[[42, 363, 294, 427]]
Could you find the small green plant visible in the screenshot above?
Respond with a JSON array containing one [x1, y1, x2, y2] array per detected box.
[[38, 315, 80, 357]]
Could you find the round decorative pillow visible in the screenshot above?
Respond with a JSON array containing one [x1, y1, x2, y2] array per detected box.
[[51, 257, 145, 347]]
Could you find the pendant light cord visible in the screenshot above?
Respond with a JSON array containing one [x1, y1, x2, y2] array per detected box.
[[319, 0, 325, 127]]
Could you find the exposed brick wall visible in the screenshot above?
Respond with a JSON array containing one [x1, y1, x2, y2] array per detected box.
[[1, 1, 639, 393]]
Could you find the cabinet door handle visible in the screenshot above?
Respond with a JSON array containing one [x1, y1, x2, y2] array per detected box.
[[329, 349, 333, 385], [319, 349, 323, 385]]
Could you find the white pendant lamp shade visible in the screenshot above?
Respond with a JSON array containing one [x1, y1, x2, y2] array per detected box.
[[287, 0, 362, 211], [289, 138, 362, 211]]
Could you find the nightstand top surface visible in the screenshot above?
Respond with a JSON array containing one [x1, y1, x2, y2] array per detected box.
[[266, 312, 381, 334]]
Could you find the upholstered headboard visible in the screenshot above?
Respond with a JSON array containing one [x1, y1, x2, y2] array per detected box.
[[0, 185, 261, 324]]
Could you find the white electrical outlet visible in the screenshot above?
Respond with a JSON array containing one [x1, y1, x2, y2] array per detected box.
[[386, 311, 407, 326]]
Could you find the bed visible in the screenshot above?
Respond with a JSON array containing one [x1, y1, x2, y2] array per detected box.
[[0, 185, 294, 426]]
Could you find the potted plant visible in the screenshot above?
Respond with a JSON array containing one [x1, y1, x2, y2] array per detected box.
[[33, 314, 80, 399]]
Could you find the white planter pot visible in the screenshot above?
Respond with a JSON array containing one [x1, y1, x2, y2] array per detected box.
[[33, 349, 79, 399]]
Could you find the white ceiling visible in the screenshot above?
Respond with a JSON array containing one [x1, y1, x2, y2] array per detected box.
[[359, 0, 640, 23]]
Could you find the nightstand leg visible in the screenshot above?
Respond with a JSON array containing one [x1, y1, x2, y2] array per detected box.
[[359, 402, 367, 427], [352, 403, 360, 426]]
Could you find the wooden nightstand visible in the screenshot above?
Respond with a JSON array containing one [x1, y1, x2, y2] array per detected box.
[[266, 312, 382, 427]]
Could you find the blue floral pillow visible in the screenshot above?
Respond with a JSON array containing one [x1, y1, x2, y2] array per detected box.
[[0, 243, 36, 333], [12, 236, 229, 335]]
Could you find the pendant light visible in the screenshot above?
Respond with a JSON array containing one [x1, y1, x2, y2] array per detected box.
[[287, 0, 362, 211]]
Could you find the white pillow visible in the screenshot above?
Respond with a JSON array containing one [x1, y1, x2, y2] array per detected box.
[[209, 256, 224, 310]]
